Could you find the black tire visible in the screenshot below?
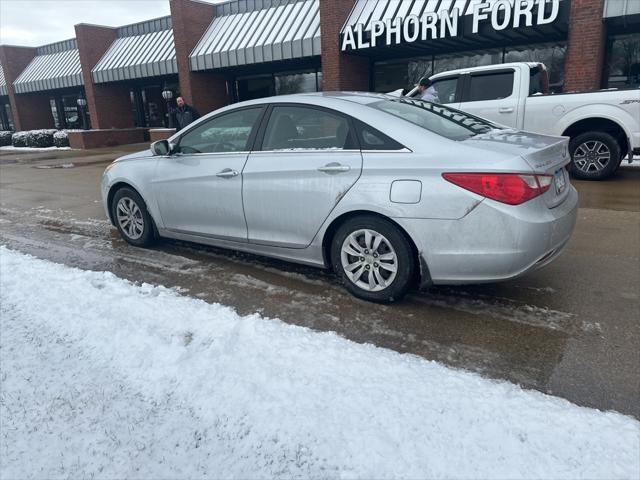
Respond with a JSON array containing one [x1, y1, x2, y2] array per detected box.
[[331, 215, 416, 303], [111, 187, 156, 247], [569, 131, 621, 181]]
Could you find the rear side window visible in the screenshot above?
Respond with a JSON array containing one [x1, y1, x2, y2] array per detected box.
[[261, 106, 354, 151], [466, 71, 514, 101], [529, 66, 550, 96], [369, 98, 500, 141], [357, 122, 405, 150]]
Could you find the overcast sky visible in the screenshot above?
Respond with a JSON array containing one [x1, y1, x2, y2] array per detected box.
[[0, 0, 217, 47]]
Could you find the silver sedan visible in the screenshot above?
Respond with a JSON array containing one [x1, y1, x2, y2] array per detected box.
[[101, 93, 578, 302]]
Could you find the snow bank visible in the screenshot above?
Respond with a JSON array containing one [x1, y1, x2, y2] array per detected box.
[[0, 145, 71, 152], [1, 247, 638, 479]]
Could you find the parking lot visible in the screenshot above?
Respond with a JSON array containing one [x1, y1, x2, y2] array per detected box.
[[0, 147, 638, 418]]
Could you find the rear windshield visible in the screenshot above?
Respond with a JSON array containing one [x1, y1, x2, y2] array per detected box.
[[369, 98, 501, 141]]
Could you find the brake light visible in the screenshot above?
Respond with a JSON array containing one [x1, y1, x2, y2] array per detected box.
[[442, 173, 552, 205]]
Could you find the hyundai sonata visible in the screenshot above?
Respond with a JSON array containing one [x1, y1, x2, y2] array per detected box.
[[101, 93, 577, 302]]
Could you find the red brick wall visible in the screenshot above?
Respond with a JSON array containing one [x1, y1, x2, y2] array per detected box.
[[320, 0, 370, 91], [0, 46, 54, 130], [564, 0, 607, 92], [149, 128, 176, 142], [67, 128, 147, 149], [75, 24, 135, 129], [170, 0, 229, 115]]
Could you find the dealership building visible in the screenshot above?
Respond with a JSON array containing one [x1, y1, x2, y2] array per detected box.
[[0, 0, 638, 140]]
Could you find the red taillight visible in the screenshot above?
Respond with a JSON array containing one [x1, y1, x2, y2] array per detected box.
[[442, 173, 552, 205]]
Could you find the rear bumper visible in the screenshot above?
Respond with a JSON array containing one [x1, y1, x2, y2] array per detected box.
[[396, 186, 578, 285]]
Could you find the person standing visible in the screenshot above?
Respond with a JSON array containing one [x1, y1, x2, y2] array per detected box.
[[174, 96, 201, 131], [417, 77, 440, 103]]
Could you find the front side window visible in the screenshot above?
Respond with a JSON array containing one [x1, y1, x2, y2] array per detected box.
[[261, 106, 353, 151], [178, 108, 262, 154], [430, 77, 458, 104], [466, 71, 514, 102], [370, 98, 500, 141]]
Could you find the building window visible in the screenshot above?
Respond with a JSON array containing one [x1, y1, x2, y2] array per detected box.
[[237, 75, 275, 101], [235, 69, 322, 102], [141, 86, 165, 127], [373, 57, 432, 93], [275, 71, 318, 95], [434, 49, 503, 75], [61, 94, 81, 129], [504, 43, 566, 92], [605, 33, 640, 89], [130, 80, 178, 128], [0, 102, 13, 131], [373, 43, 567, 93], [49, 99, 61, 129]]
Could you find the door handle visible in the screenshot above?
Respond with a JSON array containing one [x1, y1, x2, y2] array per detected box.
[[216, 168, 239, 178], [317, 162, 350, 173], [499, 107, 514, 113]]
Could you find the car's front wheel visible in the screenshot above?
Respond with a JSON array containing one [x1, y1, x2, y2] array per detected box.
[[331, 216, 416, 303], [111, 187, 155, 247]]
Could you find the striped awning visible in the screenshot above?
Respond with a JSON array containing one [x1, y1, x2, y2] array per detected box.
[[342, 0, 500, 35], [603, 0, 640, 18], [190, 0, 321, 71], [13, 41, 83, 94], [0, 64, 7, 96], [92, 25, 177, 83]]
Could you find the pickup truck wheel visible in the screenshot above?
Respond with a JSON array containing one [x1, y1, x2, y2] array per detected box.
[[569, 132, 620, 181]]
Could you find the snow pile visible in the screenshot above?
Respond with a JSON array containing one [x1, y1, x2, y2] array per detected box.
[[0, 130, 12, 146], [1, 247, 638, 479], [53, 130, 69, 147]]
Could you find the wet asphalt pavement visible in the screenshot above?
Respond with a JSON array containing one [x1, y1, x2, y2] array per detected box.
[[0, 148, 638, 419]]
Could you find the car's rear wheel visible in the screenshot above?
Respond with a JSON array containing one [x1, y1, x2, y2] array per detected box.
[[569, 131, 620, 180], [331, 216, 416, 303], [111, 187, 155, 247]]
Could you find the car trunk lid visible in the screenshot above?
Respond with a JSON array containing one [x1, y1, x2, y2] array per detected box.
[[463, 129, 571, 208]]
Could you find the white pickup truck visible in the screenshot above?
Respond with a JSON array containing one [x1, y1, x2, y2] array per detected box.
[[398, 62, 640, 180]]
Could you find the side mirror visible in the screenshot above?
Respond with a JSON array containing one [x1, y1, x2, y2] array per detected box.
[[151, 139, 171, 156]]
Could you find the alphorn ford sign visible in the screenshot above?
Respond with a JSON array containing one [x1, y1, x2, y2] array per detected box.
[[341, 0, 562, 52]]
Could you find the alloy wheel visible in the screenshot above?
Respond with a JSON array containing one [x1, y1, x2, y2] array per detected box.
[[340, 228, 398, 292], [116, 197, 144, 240], [573, 141, 611, 174]]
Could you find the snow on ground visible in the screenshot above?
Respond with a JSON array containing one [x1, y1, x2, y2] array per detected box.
[[0, 146, 71, 152], [621, 159, 640, 169], [1, 247, 638, 480]]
